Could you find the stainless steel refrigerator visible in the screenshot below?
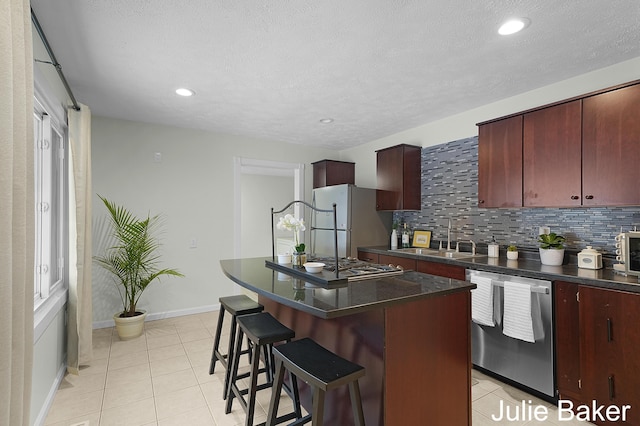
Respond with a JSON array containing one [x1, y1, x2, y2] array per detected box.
[[311, 184, 392, 258]]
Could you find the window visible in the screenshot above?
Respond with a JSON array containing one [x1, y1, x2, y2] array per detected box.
[[33, 97, 67, 309]]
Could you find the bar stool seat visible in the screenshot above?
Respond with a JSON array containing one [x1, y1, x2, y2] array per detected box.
[[266, 337, 366, 426], [209, 295, 264, 399], [226, 312, 302, 426]]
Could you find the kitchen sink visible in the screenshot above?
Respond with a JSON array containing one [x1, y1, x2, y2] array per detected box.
[[390, 247, 487, 259]]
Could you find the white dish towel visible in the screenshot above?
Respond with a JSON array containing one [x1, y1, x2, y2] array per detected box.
[[471, 275, 495, 326], [502, 281, 536, 343]]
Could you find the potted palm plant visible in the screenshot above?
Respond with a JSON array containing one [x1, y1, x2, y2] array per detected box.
[[537, 232, 566, 266], [94, 195, 183, 340]]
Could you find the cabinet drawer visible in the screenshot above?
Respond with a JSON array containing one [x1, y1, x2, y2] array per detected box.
[[416, 260, 465, 280], [357, 251, 379, 263], [379, 254, 416, 271]]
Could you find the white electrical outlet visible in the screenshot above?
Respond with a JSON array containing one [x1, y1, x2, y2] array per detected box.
[[154, 152, 162, 162], [190, 238, 197, 248], [539, 226, 551, 235]]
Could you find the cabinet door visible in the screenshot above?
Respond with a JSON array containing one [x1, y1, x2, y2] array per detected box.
[[555, 281, 581, 400], [376, 144, 421, 210], [582, 84, 640, 206], [477, 116, 523, 208], [416, 260, 465, 281], [312, 160, 355, 188], [579, 286, 640, 423], [523, 100, 582, 207]]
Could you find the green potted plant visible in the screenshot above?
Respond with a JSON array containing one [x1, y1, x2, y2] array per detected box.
[[537, 232, 566, 266], [94, 195, 183, 339], [506, 244, 519, 260]]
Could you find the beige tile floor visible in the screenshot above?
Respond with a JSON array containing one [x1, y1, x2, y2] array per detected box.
[[45, 311, 592, 426]]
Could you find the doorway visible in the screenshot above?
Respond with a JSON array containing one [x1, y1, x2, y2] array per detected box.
[[233, 157, 305, 261]]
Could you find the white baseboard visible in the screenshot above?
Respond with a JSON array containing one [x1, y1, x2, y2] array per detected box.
[[32, 360, 67, 426], [92, 304, 220, 329]]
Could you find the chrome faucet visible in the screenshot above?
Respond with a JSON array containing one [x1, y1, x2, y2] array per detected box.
[[447, 219, 452, 251], [456, 239, 476, 255]]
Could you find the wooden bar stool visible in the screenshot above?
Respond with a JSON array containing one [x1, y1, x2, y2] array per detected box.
[[226, 312, 302, 426], [266, 337, 366, 426], [209, 295, 264, 399]]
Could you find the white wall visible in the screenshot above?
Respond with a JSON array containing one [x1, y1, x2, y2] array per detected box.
[[91, 117, 337, 323], [340, 56, 640, 188]]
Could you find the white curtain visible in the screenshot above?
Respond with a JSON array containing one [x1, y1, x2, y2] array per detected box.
[[67, 104, 93, 374], [0, 0, 35, 424]]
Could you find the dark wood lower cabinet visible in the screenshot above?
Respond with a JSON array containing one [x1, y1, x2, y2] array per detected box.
[[554, 281, 581, 400], [260, 289, 472, 425], [357, 250, 379, 263], [555, 282, 640, 425], [416, 259, 466, 281], [356, 252, 466, 280], [379, 254, 416, 271]]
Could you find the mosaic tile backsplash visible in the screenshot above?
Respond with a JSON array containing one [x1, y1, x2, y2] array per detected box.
[[394, 136, 640, 258]]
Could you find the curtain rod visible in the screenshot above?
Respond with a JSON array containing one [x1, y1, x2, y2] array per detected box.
[[31, 8, 80, 111]]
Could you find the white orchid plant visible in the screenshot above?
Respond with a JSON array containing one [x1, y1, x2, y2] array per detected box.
[[276, 214, 306, 253]]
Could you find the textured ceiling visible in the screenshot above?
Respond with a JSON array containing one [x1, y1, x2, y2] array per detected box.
[[30, 0, 640, 150]]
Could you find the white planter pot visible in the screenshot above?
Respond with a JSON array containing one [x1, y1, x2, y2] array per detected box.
[[507, 251, 519, 260], [539, 248, 565, 266], [113, 310, 147, 340]]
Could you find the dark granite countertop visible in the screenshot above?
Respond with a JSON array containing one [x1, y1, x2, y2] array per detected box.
[[359, 246, 640, 293], [219, 257, 475, 319]]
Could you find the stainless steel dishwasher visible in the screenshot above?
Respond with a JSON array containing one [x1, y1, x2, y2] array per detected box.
[[468, 270, 555, 400]]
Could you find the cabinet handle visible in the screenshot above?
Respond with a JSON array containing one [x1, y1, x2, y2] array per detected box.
[[609, 375, 615, 400], [585, 195, 594, 200], [479, 200, 485, 204], [607, 318, 612, 342], [571, 195, 579, 200]]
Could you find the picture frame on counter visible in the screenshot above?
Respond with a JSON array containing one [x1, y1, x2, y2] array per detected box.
[[412, 230, 432, 248]]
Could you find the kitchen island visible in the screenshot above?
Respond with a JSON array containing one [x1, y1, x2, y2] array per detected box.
[[220, 257, 476, 426]]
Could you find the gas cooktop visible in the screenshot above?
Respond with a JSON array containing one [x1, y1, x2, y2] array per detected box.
[[265, 256, 405, 288], [307, 256, 405, 280]]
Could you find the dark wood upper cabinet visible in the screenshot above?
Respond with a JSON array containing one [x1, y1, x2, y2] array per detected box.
[[479, 80, 640, 208], [523, 100, 582, 207], [477, 115, 523, 208], [376, 144, 421, 211], [312, 159, 355, 188], [582, 84, 640, 206]]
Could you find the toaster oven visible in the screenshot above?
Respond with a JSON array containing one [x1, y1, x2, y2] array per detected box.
[[625, 232, 640, 278]]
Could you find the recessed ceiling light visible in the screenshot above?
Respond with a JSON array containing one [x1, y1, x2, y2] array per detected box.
[[175, 88, 195, 97], [319, 118, 334, 124], [498, 18, 530, 35]]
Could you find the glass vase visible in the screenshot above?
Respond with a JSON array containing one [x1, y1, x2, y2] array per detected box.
[[292, 252, 306, 268]]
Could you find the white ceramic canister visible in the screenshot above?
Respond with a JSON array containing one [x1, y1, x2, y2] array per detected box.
[[578, 246, 603, 269]]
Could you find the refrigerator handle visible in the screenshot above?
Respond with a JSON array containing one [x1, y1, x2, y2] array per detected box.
[[332, 203, 338, 268]]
